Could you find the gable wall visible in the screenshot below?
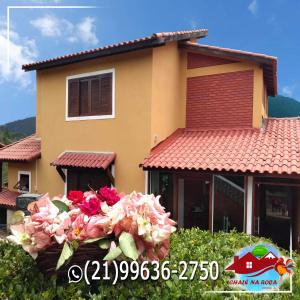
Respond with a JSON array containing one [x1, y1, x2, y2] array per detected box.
[[185, 52, 265, 129]]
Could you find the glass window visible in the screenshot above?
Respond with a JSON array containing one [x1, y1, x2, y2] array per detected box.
[[213, 175, 245, 232], [18, 173, 30, 193], [68, 71, 113, 118]]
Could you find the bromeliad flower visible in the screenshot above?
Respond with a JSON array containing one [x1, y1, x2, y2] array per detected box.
[[79, 194, 101, 216], [67, 190, 84, 205], [97, 186, 120, 206]]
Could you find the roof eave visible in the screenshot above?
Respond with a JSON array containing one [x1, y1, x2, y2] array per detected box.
[[22, 30, 208, 72], [180, 41, 277, 96], [22, 39, 166, 72]]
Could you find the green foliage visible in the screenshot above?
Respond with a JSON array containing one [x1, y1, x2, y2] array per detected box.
[[269, 95, 300, 117], [0, 230, 299, 299], [0, 116, 36, 139], [0, 240, 88, 299]]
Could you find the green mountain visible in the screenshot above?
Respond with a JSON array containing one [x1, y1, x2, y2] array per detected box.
[[268, 95, 300, 117], [0, 117, 36, 145]]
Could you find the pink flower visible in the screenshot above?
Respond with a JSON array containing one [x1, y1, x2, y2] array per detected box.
[[79, 195, 101, 216], [86, 214, 112, 238], [68, 214, 88, 241], [68, 190, 84, 205], [97, 186, 120, 206]]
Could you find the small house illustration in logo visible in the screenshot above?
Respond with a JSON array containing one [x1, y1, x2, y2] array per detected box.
[[225, 244, 294, 292], [226, 250, 278, 275]]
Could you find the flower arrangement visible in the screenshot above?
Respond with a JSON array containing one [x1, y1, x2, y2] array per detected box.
[[8, 187, 176, 270]]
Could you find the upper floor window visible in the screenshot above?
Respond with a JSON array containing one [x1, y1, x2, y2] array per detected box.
[[66, 69, 115, 121], [16, 171, 31, 193]]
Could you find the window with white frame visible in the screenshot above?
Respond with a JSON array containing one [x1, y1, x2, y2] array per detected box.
[[246, 261, 253, 269], [17, 171, 31, 193], [66, 69, 115, 121]]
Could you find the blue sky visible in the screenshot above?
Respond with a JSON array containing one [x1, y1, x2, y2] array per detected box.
[[0, 0, 299, 124]]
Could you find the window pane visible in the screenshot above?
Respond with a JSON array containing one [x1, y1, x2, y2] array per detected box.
[[213, 175, 245, 232], [19, 174, 30, 192], [68, 72, 113, 118]]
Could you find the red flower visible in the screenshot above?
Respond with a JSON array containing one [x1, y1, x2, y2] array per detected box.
[[97, 186, 120, 206], [68, 190, 84, 205], [79, 195, 101, 216]]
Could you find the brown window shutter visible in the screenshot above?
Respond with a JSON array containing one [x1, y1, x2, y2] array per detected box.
[[68, 79, 79, 117], [79, 79, 89, 116], [91, 77, 101, 115], [99, 73, 112, 115]]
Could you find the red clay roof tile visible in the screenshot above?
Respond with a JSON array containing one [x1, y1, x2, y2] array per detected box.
[[51, 152, 116, 169], [0, 189, 20, 208], [142, 118, 300, 175], [0, 135, 41, 162], [22, 29, 208, 71]]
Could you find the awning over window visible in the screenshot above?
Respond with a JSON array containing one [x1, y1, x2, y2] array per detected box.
[[0, 135, 41, 162], [51, 151, 116, 169], [0, 188, 20, 208]]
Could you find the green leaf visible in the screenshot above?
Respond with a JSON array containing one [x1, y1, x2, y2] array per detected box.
[[83, 237, 105, 244], [119, 232, 138, 260], [56, 242, 73, 270], [71, 240, 79, 251], [52, 200, 69, 213], [103, 246, 122, 261], [99, 239, 111, 249]]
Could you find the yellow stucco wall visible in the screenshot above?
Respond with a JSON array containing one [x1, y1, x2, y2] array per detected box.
[[7, 44, 267, 197], [34, 49, 153, 196], [7, 161, 37, 193], [150, 42, 186, 147]]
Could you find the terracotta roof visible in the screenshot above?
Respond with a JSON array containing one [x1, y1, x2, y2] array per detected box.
[[22, 29, 208, 71], [0, 135, 41, 162], [0, 189, 20, 208], [51, 151, 116, 169], [142, 118, 300, 175], [180, 41, 277, 96]]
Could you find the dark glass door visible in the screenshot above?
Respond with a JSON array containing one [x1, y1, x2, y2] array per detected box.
[[213, 175, 245, 232], [258, 185, 292, 249], [183, 177, 210, 229]]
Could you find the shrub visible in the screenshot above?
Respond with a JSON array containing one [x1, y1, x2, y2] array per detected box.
[[0, 229, 299, 299], [92, 229, 299, 299]]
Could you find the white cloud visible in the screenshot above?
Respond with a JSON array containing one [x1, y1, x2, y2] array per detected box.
[[30, 14, 61, 37], [282, 84, 296, 98], [248, 0, 258, 15], [0, 22, 38, 88], [69, 17, 98, 45], [30, 15, 99, 46]]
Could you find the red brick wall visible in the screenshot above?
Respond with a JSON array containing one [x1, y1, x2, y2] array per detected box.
[[186, 70, 254, 128], [187, 52, 236, 69]]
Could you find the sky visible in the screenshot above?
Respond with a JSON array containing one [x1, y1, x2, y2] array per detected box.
[[0, 0, 300, 124]]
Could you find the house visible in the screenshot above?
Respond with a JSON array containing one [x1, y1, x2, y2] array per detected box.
[[226, 252, 278, 274], [0, 29, 299, 251]]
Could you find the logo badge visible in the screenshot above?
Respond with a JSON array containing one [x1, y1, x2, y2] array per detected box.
[[225, 243, 294, 292]]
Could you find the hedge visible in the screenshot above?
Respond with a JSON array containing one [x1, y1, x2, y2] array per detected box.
[[0, 229, 299, 299]]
